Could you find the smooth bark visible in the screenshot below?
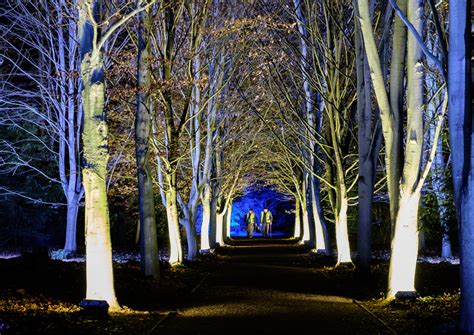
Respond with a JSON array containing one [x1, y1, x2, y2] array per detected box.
[[447, 0, 473, 331], [78, 0, 118, 308], [135, 3, 159, 278]]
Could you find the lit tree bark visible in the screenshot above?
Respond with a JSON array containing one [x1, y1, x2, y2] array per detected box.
[[158, 2, 185, 264], [447, 0, 473, 331], [387, 0, 424, 298], [78, 0, 118, 308], [294, 197, 301, 239], [293, 0, 327, 252], [387, 0, 407, 232], [356, 0, 399, 233], [135, 1, 159, 278], [60, 0, 84, 253]]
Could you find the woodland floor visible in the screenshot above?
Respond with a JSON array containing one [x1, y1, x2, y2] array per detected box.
[[0, 238, 461, 334]]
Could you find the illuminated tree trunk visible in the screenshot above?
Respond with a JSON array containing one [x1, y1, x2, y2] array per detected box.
[[388, 192, 420, 297], [78, 0, 118, 308], [200, 186, 212, 252], [225, 201, 233, 239], [165, 175, 183, 264], [135, 3, 159, 278], [300, 178, 311, 243], [387, 0, 407, 232], [387, 0, 424, 298], [335, 193, 351, 264], [56, 0, 83, 254], [356, 0, 399, 234], [447, 0, 473, 331], [294, 198, 301, 239], [310, 181, 327, 251], [293, 0, 327, 251], [64, 193, 81, 252], [328, 105, 352, 265], [215, 201, 225, 246], [209, 191, 218, 248]]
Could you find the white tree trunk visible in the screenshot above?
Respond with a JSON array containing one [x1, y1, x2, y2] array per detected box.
[[310, 181, 326, 251], [165, 186, 183, 264], [335, 195, 352, 264], [301, 201, 311, 243], [215, 208, 225, 245], [200, 186, 212, 252], [225, 201, 233, 239], [63, 192, 80, 252], [388, 192, 420, 297], [293, 198, 301, 239], [387, 0, 424, 298]]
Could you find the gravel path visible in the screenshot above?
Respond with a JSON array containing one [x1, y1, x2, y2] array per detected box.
[[152, 239, 393, 335]]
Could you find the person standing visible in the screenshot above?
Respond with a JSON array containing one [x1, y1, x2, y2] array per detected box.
[[245, 208, 256, 238], [260, 207, 273, 238]]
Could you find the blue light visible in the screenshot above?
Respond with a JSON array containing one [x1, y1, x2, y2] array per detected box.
[[194, 187, 295, 238], [229, 187, 294, 237]]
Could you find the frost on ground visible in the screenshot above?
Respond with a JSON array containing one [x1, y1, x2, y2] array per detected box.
[[0, 250, 170, 263], [49, 250, 172, 263], [372, 250, 460, 265]]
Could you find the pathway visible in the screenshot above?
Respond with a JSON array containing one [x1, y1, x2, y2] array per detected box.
[[152, 238, 392, 335]]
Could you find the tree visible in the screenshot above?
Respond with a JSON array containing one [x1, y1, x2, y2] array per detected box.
[[135, 0, 160, 278], [357, 0, 448, 297], [78, 0, 155, 307], [353, 0, 383, 271], [447, 0, 473, 331]]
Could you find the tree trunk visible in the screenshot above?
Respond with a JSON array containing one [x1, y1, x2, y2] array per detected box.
[[294, 198, 301, 239], [447, 0, 473, 331], [335, 194, 352, 264], [63, 192, 80, 252], [78, 0, 118, 308], [215, 203, 226, 246], [310, 180, 327, 252], [225, 201, 233, 239], [165, 184, 183, 264], [388, 191, 420, 297], [209, 192, 218, 249], [387, 0, 424, 298], [300, 178, 311, 244], [388, 0, 407, 232], [135, 3, 159, 279], [200, 185, 212, 252], [181, 214, 198, 260], [356, 0, 399, 239], [354, 1, 376, 269]]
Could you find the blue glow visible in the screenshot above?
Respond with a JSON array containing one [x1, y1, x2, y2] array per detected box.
[[195, 187, 295, 238], [229, 187, 294, 237]]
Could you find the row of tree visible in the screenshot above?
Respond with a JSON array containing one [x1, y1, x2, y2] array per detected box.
[[1, 0, 473, 331]]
